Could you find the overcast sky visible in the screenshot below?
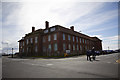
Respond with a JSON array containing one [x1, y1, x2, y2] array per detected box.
[[0, 0, 119, 54]]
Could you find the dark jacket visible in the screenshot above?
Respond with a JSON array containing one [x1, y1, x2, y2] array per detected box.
[[91, 49, 96, 56], [86, 50, 91, 56]]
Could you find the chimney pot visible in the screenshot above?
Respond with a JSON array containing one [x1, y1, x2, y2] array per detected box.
[[70, 26, 74, 31], [45, 21, 49, 29], [32, 26, 35, 32]]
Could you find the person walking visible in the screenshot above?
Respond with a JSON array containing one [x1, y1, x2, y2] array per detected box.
[[91, 47, 96, 60], [86, 50, 91, 61]]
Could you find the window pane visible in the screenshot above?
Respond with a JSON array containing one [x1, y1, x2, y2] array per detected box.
[[73, 36, 74, 42], [68, 35, 70, 40], [54, 34, 57, 40], [26, 39, 29, 44], [63, 43, 66, 51], [48, 35, 51, 41], [35, 45, 37, 52], [35, 37, 38, 43], [23, 48, 24, 52], [68, 44, 71, 50], [48, 44, 51, 52], [76, 37, 78, 42], [43, 46, 46, 52], [63, 33, 65, 40], [80, 45, 82, 51], [77, 44, 79, 50], [50, 27, 56, 32], [43, 36, 45, 42], [80, 38, 81, 43], [27, 47, 28, 52], [54, 43, 57, 51], [83, 39, 84, 43], [44, 29, 48, 33], [23, 42, 24, 46], [31, 38, 33, 43], [73, 44, 75, 50]]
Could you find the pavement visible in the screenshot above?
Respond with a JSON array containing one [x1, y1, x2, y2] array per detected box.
[[2, 53, 119, 78]]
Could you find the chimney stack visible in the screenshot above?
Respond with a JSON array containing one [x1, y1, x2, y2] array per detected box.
[[70, 26, 74, 31], [45, 21, 49, 29], [32, 26, 35, 32]]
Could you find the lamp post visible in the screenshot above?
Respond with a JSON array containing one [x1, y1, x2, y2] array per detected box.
[[12, 48, 13, 58], [108, 46, 109, 50]]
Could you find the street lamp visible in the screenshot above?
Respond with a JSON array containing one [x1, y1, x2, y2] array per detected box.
[[108, 46, 109, 50], [12, 48, 13, 58]]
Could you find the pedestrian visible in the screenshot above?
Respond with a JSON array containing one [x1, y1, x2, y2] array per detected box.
[[86, 50, 91, 61], [91, 47, 96, 60]]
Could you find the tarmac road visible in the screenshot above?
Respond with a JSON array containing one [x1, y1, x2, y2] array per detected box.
[[2, 53, 119, 78]]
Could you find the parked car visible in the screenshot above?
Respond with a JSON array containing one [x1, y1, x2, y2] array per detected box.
[[95, 51, 100, 56], [101, 50, 107, 55]]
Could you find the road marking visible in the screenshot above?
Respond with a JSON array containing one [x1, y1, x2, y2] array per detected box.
[[107, 62, 111, 63], [46, 64, 53, 66], [31, 64, 38, 65]]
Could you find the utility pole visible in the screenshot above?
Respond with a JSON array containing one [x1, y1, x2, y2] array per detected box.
[[12, 48, 13, 58], [108, 46, 109, 50]]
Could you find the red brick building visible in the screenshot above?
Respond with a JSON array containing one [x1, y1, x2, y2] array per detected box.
[[18, 21, 102, 56]]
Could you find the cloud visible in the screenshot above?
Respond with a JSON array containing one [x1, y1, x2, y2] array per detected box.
[[90, 35, 119, 50], [3, 2, 106, 33], [102, 35, 119, 50], [103, 35, 118, 41], [86, 25, 117, 33], [74, 9, 118, 31]]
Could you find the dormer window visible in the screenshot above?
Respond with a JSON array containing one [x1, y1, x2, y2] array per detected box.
[[44, 29, 48, 33], [50, 27, 55, 32]]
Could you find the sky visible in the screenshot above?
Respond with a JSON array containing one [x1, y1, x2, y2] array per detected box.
[[0, 0, 119, 54]]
